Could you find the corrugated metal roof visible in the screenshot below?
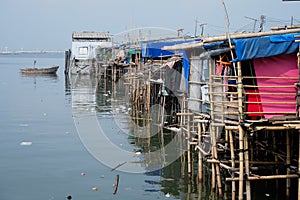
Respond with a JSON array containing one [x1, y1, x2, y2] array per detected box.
[[72, 32, 111, 40]]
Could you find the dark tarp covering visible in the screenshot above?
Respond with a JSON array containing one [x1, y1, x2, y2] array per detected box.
[[232, 33, 300, 62]]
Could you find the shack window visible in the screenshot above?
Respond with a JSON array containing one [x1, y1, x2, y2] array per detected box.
[[79, 47, 88, 55]]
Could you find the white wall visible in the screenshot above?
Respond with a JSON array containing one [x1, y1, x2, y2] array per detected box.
[[71, 41, 112, 60]]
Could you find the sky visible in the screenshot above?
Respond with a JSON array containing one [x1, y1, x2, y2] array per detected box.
[[1, 0, 299, 51]]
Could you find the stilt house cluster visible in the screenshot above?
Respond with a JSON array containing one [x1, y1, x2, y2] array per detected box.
[[67, 27, 300, 199]]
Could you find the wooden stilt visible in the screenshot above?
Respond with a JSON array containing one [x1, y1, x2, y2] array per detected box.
[[146, 69, 151, 112], [216, 162, 223, 197], [208, 59, 216, 192], [244, 131, 251, 200], [238, 126, 245, 200], [273, 131, 279, 190], [286, 131, 291, 199], [198, 122, 203, 183], [298, 130, 300, 200], [229, 130, 236, 200], [237, 61, 244, 200], [64, 49, 71, 75], [211, 161, 216, 190], [187, 114, 192, 178]]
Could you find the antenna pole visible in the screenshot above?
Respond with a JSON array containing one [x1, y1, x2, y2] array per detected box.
[[194, 18, 198, 37]]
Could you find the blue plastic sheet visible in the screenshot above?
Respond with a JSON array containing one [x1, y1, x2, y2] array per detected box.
[[233, 33, 300, 61]]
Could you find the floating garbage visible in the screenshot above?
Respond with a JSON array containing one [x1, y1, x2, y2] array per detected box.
[[111, 162, 127, 171], [20, 141, 32, 146], [165, 193, 171, 198], [19, 124, 29, 127], [113, 174, 119, 195], [66, 195, 72, 199], [81, 172, 85, 176], [92, 187, 99, 191]]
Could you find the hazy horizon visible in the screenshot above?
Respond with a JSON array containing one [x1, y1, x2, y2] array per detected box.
[[1, 0, 300, 51]]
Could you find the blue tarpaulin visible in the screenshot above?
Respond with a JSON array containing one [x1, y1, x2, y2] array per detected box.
[[233, 33, 300, 62], [141, 39, 200, 88], [141, 39, 199, 58]]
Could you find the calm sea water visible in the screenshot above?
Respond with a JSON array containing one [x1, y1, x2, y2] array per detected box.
[[0, 54, 194, 200], [1, 53, 295, 200]]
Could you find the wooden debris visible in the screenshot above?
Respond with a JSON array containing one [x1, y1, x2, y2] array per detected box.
[[113, 175, 120, 195]]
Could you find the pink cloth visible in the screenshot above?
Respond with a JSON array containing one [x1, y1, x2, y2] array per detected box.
[[215, 63, 223, 76], [253, 54, 298, 118]]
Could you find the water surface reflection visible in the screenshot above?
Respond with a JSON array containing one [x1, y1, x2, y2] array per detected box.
[[71, 73, 215, 199]]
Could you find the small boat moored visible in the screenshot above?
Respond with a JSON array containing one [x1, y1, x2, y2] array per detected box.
[[20, 66, 59, 74]]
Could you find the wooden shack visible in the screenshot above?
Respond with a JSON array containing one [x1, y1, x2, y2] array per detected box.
[[163, 28, 300, 200], [71, 31, 112, 75]]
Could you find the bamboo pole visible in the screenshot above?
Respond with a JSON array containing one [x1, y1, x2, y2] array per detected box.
[[211, 75, 298, 79], [252, 126, 296, 131], [238, 126, 245, 200], [244, 132, 251, 200], [216, 158, 223, 197], [237, 61, 244, 200], [146, 69, 151, 112], [208, 82, 295, 88], [216, 111, 297, 115], [242, 76, 298, 79], [210, 65, 223, 197], [229, 130, 236, 200], [187, 114, 192, 178], [225, 130, 229, 149], [207, 92, 295, 96], [209, 59, 216, 191], [226, 174, 299, 181], [198, 122, 203, 183], [246, 102, 296, 104], [202, 28, 300, 43]]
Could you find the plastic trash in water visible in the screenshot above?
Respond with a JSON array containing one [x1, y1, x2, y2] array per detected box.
[[20, 141, 32, 146], [92, 187, 99, 191], [19, 124, 29, 127]]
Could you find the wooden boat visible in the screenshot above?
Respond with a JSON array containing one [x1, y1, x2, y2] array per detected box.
[[20, 66, 59, 74]]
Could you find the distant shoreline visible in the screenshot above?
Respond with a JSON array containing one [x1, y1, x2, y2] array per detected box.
[[0, 50, 65, 55]]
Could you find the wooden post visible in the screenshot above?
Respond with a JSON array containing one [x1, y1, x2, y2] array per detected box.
[[298, 130, 300, 200], [198, 122, 203, 183], [146, 68, 151, 112], [237, 61, 245, 200], [209, 59, 216, 191], [244, 131, 251, 200], [216, 160, 223, 197], [187, 114, 192, 178], [273, 131, 279, 190], [211, 159, 216, 191], [286, 131, 291, 199], [229, 130, 236, 200], [64, 49, 71, 75]]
